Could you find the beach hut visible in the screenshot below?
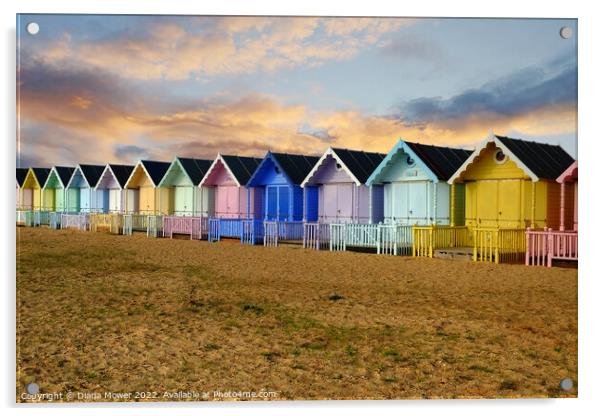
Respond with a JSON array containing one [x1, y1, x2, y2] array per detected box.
[[246, 152, 320, 245], [65, 164, 107, 212], [435, 134, 575, 263], [159, 157, 214, 239], [89, 164, 135, 234], [199, 154, 262, 243], [301, 147, 385, 223], [557, 161, 578, 232], [366, 140, 472, 226], [16, 167, 29, 208], [526, 161, 578, 266], [63, 164, 106, 230], [122, 160, 171, 236], [300, 147, 385, 252], [95, 164, 135, 213], [42, 166, 75, 212], [20, 168, 50, 227], [159, 157, 213, 216], [42, 166, 75, 228], [16, 168, 29, 225], [22, 168, 50, 211]]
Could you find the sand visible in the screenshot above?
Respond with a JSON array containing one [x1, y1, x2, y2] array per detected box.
[[16, 227, 577, 401]]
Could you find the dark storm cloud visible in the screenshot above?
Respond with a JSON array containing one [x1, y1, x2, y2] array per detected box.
[[398, 64, 577, 124]]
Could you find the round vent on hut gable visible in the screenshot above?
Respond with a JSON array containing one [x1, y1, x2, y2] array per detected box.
[[493, 149, 508, 164]]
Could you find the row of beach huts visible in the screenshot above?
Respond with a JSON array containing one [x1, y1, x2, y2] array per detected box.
[[16, 134, 578, 267]]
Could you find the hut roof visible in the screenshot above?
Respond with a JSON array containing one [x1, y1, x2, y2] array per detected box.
[[53, 166, 76, 187], [108, 164, 135, 188], [449, 134, 575, 183], [16, 168, 28, 187], [557, 161, 578, 183], [247, 152, 320, 186], [302, 147, 385, 186], [219, 155, 263, 185], [176, 157, 213, 186], [78, 164, 106, 187], [139, 160, 171, 186], [31, 168, 51, 187], [367, 140, 472, 185]]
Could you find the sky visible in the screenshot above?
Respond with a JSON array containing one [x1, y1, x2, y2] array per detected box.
[[16, 15, 577, 168]]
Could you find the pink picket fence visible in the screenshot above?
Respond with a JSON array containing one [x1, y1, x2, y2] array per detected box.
[[163, 216, 208, 240], [525, 228, 578, 267]]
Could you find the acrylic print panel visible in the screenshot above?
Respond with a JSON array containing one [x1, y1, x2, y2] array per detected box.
[[16, 14, 577, 402]]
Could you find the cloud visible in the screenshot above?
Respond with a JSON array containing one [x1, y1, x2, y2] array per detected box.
[[398, 64, 577, 126], [18, 51, 577, 167], [26, 16, 415, 80]]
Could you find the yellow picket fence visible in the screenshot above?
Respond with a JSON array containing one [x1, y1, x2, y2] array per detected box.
[[412, 225, 469, 258], [89, 213, 122, 234], [473, 227, 526, 264], [412, 225, 526, 264]]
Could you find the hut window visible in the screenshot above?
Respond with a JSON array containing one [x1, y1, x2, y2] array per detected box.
[[335, 163, 343, 171], [406, 156, 415, 166], [494, 149, 507, 164], [274, 166, 280, 174]]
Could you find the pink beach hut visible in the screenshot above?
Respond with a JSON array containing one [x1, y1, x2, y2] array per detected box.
[[199, 154, 262, 243], [526, 161, 578, 267]]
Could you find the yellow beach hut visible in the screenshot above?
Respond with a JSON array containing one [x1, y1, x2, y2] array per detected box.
[[440, 134, 575, 262], [122, 160, 171, 235]]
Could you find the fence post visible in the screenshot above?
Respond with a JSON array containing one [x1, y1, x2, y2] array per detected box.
[[472, 229, 478, 262], [525, 227, 530, 266], [428, 225, 433, 258], [494, 229, 500, 264], [547, 229, 553, 267]]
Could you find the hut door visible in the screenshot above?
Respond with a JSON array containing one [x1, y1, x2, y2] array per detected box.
[[80, 188, 90, 211], [278, 186, 289, 221], [476, 181, 498, 227], [22, 188, 33, 209], [109, 189, 121, 212], [497, 180, 521, 228], [139, 187, 154, 214], [408, 181, 429, 225], [266, 186, 278, 220], [175, 186, 193, 216], [322, 184, 338, 222], [390, 183, 409, 222], [336, 183, 354, 221]]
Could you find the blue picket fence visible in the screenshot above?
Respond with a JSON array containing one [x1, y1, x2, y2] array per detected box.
[[263, 221, 304, 247], [208, 218, 263, 245]]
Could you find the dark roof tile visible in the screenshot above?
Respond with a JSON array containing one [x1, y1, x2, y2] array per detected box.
[[177, 157, 213, 186], [140, 160, 171, 186], [331, 148, 386, 184], [405, 142, 473, 180], [54, 166, 75, 187], [108, 164, 135, 188], [16, 168, 28, 187], [496, 135, 574, 180], [221, 155, 262, 185], [31, 168, 51, 187], [271, 153, 320, 185]]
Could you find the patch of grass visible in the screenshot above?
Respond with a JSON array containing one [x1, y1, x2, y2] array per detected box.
[[381, 347, 400, 360], [468, 364, 494, 373], [328, 293, 344, 301], [383, 376, 398, 383], [345, 345, 357, 357], [260, 351, 280, 362], [291, 363, 305, 370], [241, 303, 264, 315], [500, 379, 518, 390], [204, 343, 220, 351]]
